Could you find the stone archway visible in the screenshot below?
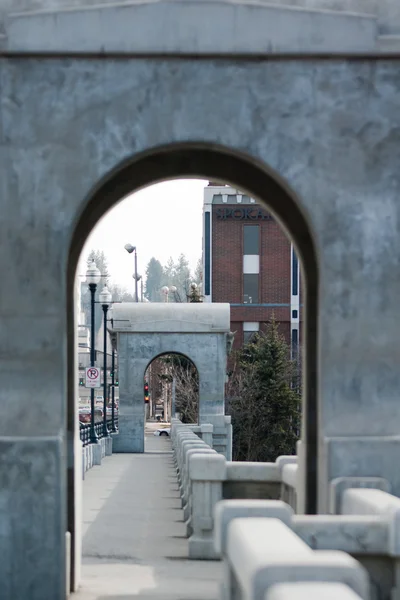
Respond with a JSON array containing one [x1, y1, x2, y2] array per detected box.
[[110, 302, 232, 456], [68, 144, 318, 516]]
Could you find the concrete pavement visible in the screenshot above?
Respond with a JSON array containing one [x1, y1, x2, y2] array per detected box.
[[74, 433, 222, 599]]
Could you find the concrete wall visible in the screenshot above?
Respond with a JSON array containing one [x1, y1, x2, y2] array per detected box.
[[0, 0, 388, 36], [2, 55, 400, 596], [5, 2, 378, 54], [2, 0, 400, 47]]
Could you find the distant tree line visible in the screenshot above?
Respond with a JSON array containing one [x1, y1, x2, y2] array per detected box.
[[144, 254, 202, 302], [80, 250, 202, 336]]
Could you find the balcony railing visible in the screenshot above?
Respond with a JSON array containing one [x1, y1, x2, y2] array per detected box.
[[80, 418, 118, 447]]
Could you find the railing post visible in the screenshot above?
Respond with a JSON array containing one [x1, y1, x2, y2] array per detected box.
[[188, 452, 226, 559]]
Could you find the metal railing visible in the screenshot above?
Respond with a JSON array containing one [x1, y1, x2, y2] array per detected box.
[[80, 418, 119, 447]]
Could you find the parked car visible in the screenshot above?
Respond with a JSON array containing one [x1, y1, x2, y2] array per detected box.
[[79, 408, 102, 424], [153, 428, 171, 437]]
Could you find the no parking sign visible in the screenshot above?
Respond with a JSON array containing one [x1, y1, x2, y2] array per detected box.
[[85, 367, 101, 388]]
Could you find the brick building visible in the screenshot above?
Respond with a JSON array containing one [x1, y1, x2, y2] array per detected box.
[[202, 183, 301, 353]]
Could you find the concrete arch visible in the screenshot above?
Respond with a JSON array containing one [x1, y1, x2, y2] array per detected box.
[[144, 351, 199, 383], [68, 142, 319, 517], [109, 301, 232, 453]]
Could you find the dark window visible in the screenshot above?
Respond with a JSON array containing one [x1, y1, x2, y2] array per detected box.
[[204, 212, 211, 296], [292, 248, 298, 296], [243, 274, 259, 304], [243, 225, 259, 255], [243, 331, 257, 344], [292, 310, 298, 319]]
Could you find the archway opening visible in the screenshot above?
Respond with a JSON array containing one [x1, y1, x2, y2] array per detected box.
[[67, 143, 318, 593], [146, 353, 199, 427], [145, 352, 199, 446]]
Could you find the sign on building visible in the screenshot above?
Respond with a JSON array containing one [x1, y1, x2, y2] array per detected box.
[[85, 366, 101, 388]]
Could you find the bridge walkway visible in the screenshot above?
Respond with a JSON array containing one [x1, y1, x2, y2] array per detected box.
[[74, 433, 222, 600]]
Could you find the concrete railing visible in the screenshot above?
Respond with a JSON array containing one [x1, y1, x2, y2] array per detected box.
[[266, 582, 365, 600], [81, 432, 118, 479], [172, 416, 232, 459], [171, 419, 298, 558], [173, 420, 400, 599], [214, 494, 400, 600], [280, 462, 298, 512], [220, 516, 369, 600]]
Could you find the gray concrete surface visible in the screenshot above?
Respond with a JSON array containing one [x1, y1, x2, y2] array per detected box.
[[3, 47, 400, 596], [4, 0, 400, 48], [6, 1, 377, 54], [74, 433, 222, 599]]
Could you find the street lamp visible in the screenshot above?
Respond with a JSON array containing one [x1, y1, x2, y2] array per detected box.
[[86, 260, 101, 444], [161, 285, 170, 302], [99, 284, 112, 438], [111, 342, 117, 432], [161, 285, 182, 303], [124, 243, 138, 302], [133, 273, 144, 302]]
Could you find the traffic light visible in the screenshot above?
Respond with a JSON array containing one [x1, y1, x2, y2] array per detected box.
[[144, 382, 149, 403], [79, 378, 84, 386]]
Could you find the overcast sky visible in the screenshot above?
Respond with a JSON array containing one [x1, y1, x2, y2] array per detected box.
[[78, 179, 207, 291]]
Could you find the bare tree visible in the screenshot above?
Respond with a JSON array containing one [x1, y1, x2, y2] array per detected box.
[[159, 354, 199, 423]]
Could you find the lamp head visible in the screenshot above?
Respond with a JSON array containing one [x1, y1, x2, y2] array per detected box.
[[86, 260, 101, 285], [99, 284, 112, 305]]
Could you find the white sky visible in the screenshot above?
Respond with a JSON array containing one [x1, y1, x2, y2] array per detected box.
[[78, 179, 207, 291]]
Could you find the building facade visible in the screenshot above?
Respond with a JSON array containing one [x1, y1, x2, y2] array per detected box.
[[202, 183, 301, 353]]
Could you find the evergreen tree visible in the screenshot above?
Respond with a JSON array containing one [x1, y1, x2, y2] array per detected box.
[[227, 319, 300, 462], [194, 257, 203, 285], [173, 253, 191, 301], [161, 254, 191, 302], [163, 256, 175, 283], [108, 283, 135, 303], [144, 257, 164, 301]]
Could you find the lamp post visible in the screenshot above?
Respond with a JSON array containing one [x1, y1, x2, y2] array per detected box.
[[86, 260, 101, 444], [161, 285, 182, 303], [111, 345, 117, 432], [99, 284, 112, 438], [133, 273, 144, 302], [124, 243, 138, 302]]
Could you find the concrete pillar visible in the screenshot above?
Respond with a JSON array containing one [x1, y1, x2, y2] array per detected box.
[[112, 332, 145, 453]]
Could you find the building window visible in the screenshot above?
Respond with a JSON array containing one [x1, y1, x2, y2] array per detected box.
[[243, 225, 259, 255], [292, 248, 298, 296], [292, 310, 298, 319], [243, 322, 259, 344], [243, 331, 255, 344], [243, 274, 259, 304]]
